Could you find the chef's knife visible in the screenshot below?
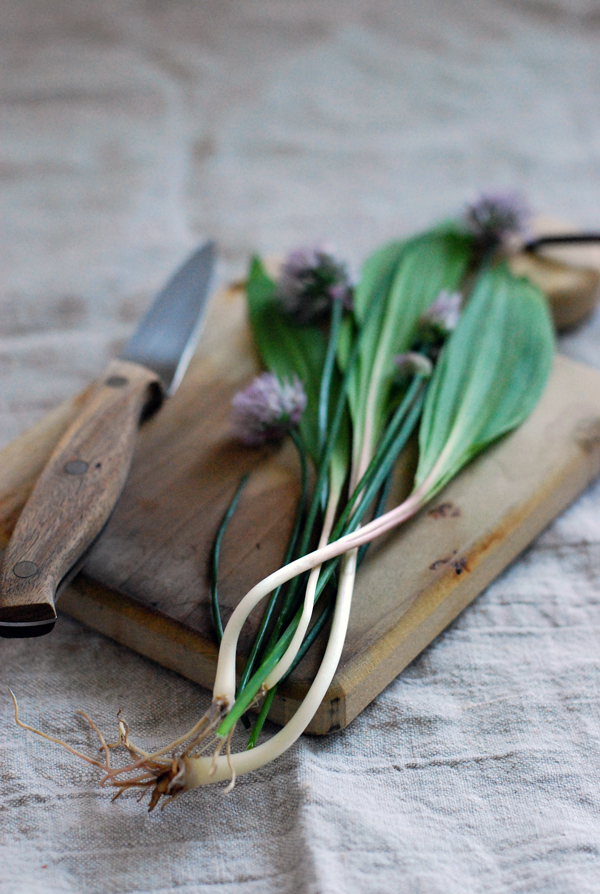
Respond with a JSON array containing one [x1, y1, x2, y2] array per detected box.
[[0, 242, 216, 638]]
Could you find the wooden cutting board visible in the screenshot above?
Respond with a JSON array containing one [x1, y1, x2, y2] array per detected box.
[[2, 249, 600, 735]]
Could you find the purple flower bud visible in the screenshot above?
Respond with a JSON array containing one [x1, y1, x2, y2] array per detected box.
[[276, 244, 352, 324], [232, 373, 307, 446], [395, 352, 433, 379], [420, 290, 462, 336], [464, 191, 530, 247]]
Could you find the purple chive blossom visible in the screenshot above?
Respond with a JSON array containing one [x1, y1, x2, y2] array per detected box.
[[232, 373, 307, 446], [276, 244, 352, 324], [464, 191, 530, 248], [419, 290, 462, 340], [395, 352, 433, 380]]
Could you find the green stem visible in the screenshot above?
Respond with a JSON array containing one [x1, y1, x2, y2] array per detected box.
[[266, 312, 372, 639], [270, 297, 387, 636], [356, 469, 395, 568], [288, 600, 334, 677], [219, 610, 300, 735], [219, 556, 342, 739], [343, 387, 424, 539], [274, 382, 424, 641], [245, 596, 335, 748], [318, 297, 344, 485], [246, 688, 276, 749], [332, 375, 425, 541], [211, 473, 251, 643], [237, 428, 308, 694]]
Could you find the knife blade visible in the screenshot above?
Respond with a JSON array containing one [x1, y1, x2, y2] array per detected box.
[[0, 241, 216, 638]]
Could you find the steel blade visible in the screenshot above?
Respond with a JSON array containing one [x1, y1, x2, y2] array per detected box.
[[121, 241, 216, 394]]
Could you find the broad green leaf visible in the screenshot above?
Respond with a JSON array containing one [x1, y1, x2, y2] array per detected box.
[[341, 227, 473, 471], [338, 239, 404, 426], [415, 262, 555, 498]]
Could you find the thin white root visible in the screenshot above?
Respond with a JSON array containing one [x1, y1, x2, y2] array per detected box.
[[102, 697, 228, 782], [9, 689, 108, 770], [222, 727, 237, 794], [76, 711, 112, 768], [9, 687, 229, 811], [209, 735, 225, 777], [264, 562, 321, 689], [109, 715, 153, 760]]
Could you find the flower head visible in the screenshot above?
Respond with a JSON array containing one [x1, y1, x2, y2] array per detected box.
[[464, 191, 530, 249], [395, 352, 433, 381], [420, 290, 462, 339], [276, 244, 352, 324], [232, 373, 307, 446]]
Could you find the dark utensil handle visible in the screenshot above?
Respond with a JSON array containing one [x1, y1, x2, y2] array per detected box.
[[0, 359, 162, 637], [524, 233, 600, 252]]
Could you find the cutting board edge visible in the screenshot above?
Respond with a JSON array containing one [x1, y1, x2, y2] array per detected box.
[[335, 426, 600, 729], [58, 578, 339, 734]]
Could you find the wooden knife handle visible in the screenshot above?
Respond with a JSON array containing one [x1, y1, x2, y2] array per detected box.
[[0, 359, 162, 637]]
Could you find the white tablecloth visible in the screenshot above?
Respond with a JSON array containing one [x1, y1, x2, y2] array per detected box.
[[2, 2, 600, 891]]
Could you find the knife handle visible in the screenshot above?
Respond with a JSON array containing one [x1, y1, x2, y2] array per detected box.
[[0, 359, 162, 637]]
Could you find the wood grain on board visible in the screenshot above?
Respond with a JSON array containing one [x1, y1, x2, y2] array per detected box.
[[1, 245, 600, 734]]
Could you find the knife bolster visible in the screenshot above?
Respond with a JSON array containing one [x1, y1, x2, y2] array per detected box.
[[0, 359, 162, 637]]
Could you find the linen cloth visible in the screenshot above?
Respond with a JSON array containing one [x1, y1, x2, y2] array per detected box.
[[2, 2, 600, 891]]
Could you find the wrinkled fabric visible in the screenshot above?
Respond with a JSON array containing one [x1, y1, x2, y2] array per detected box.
[[2, 1, 600, 892]]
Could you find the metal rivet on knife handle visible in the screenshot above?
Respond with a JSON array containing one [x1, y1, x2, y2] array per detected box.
[[13, 562, 39, 579], [64, 460, 89, 475]]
